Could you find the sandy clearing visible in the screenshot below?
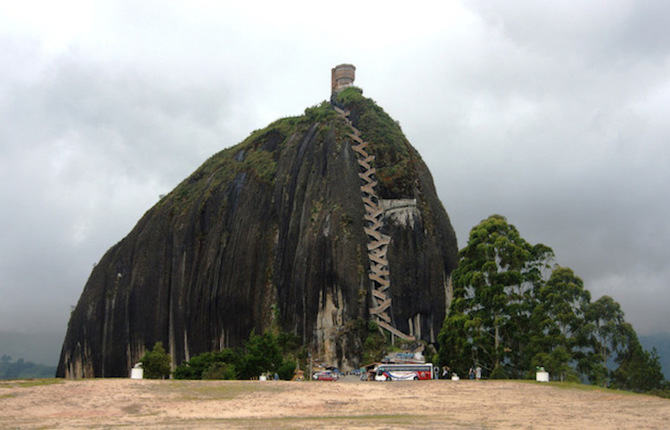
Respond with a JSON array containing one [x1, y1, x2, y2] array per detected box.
[[1, 377, 669, 429]]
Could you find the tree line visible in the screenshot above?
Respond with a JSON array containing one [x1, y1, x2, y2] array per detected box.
[[139, 330, 301, 380], [141, 214, 667, 396], [140, 314, 390, 381], [436, 214, 667, 394]]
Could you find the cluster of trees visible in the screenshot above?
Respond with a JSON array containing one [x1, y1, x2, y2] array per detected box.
[[175, 330, 300, 380], [436, 215, 667, 393], [140, 214, 666, 395], [139, 308, 392, 381], [140, 331, 301, 381]]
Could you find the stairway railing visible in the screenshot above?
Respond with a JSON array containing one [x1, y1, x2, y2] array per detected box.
[[333, 105, 414, 342]]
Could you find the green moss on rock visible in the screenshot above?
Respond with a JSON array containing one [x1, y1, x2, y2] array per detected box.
[[335, 87, 417, 199]]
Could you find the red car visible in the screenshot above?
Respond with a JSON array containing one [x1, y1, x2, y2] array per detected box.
[[312, 371, 338, 381]]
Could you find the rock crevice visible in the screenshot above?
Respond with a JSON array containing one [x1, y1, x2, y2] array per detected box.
[[58, 95, 458, 378]]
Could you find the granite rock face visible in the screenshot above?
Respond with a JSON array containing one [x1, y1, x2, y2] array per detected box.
[[57, 88, 458, 377]]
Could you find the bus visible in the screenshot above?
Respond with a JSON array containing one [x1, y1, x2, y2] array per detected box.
[[374, 363, 434, 381]]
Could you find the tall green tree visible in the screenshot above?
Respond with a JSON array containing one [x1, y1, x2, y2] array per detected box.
[[583, 295, 629, 386], [238, 331, 284, 379], [436, 306, 471, 377], [438, 215, 553, 378], [530, 267, 591, 381], [612, 331, 666, 392], [438, 215, 668, 393]]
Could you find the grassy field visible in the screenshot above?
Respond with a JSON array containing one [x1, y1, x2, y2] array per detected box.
[[1, 377, 669, 429]]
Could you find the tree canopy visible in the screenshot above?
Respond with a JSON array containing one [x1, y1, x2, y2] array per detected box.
[[173, 330, 300, 381], [438, 215, 554, 378], [437, 215, 667, 393], [140, 342, 171, 379]]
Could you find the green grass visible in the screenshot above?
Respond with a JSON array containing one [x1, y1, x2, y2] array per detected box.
[[142, 380, 288, 401], [174, 413, 440, 428], [0, 378, 62, 389], [516, 379, 646, 396]]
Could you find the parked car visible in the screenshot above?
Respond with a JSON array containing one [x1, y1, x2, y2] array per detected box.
[[312, 371, 338, 381]]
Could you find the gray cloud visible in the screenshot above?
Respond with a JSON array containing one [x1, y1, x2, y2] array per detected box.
[[0, 1, 668, 336]]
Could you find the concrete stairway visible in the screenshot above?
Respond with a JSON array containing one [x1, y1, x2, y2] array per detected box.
[[333, 105, 414, 342]]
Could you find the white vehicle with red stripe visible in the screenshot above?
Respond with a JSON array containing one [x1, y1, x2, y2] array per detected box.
[[374, 363, 434, 381]]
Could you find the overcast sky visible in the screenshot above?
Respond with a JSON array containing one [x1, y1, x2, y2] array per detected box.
[[1, 1, 668, 338]]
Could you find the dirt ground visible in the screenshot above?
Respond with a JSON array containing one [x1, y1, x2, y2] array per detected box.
[[1, 376, 669, 429]]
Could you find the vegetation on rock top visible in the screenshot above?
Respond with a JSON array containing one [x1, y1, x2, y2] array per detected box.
[[166, 101, 347, 214], [165, 87, 424, 216], [335, 86, 419, 199], [56, 87, 459, 379]]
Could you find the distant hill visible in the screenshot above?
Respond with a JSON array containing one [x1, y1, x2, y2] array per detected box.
[[0, 357, 56, 379], [639, 333, 670, 380], [0, 331, 64, 367]]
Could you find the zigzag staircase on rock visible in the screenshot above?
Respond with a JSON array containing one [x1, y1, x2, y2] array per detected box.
[[333, 105, 414, 342]]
